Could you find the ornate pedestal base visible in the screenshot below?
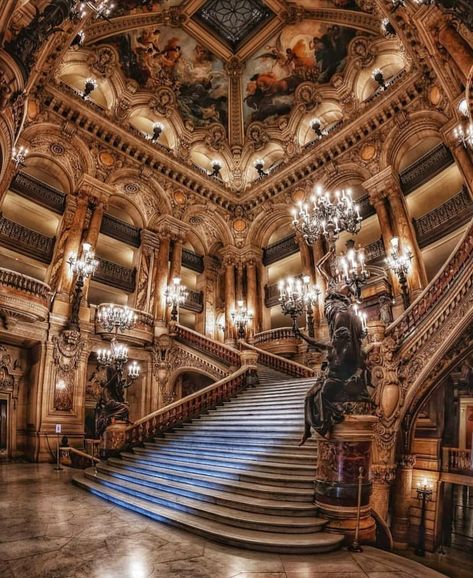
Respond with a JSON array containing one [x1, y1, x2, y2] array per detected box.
[[103, 420, 128, 457], [315, 415, 378, 545]]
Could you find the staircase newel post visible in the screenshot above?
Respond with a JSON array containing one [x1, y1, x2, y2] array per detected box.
[[314, 415, 378, 545]]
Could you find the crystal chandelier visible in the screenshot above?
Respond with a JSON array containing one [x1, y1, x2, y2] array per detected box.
[[278, 276, 320, 335], [292, 186, 362, 246], [231, 300, 253, 339], [97, 304, 136, 333], [165, 277, 188, 322], [74, 0, 115, 19], [385, 237, 412, 309], [337, 241, 369, 300], [67, 242, 98, 329], [147, 121, 164, 144], [310, 118, 328, 139], [454, 122, 473, 149], [352, 303, 368, 336], [81, 77, 97, 100], [12, 145, 28, 167]]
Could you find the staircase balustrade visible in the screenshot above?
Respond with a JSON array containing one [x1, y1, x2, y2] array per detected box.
[[443, 447, 473, 476], [174, 324, 241, 366], [388, 220, 473, 345], [253, 327, 299, 345], [125, 367, 252, 446], [241, 341, 315, 378]]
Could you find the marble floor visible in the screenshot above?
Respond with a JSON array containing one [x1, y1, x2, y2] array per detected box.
[[0, 463, 448, 578]]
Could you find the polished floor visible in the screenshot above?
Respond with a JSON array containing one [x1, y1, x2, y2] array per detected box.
[[0, 463, 447, 578]]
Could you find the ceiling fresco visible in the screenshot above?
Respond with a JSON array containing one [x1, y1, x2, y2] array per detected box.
[[97, 27, 229, 129], [242, 21, 360, 126]]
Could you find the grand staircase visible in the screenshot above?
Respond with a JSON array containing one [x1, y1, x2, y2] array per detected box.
[[74, 364, 344, 553]]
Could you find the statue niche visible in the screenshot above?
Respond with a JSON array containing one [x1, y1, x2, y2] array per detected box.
[[298, 286, 373, 442]]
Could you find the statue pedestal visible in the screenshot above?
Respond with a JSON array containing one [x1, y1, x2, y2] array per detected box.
[[315, 415, 378, 545], [103, 420, 128, 457], [240, 350, 258, 367]]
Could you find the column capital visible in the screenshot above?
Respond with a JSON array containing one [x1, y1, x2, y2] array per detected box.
[[363, 166, 400, 199], [398, 454, 416, 469], [152, 215, 190, 240], [76, 174, 113, 204], [371, 464, 397, 486], [141, 229, 160, 250], [203, 255, 220, 272]]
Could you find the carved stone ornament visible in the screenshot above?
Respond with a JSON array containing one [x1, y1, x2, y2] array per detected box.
[[149, 88, 176, 117], [349, 37, 376, 69], [371, 464, 397, 485], [52, 329, 85, 412], [205, 124, 227, 150], [88, 46, 117, 78], [247, 123, 270, 151], [294, 83, 321, 112], [0, 345, 16, 393]]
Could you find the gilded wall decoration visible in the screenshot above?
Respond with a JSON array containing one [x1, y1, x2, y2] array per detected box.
[[52, 329, 85, 412]]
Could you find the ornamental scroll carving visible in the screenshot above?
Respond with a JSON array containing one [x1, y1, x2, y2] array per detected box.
[[52, 329, 85, 412], [0, 346, 17, 395]]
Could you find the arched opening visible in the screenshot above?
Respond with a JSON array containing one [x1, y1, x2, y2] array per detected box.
[[171, 371, 215, 401]]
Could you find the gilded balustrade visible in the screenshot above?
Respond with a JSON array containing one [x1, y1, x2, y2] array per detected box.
[[0, 267, 50, 322], [174, 324, 241, 366], [241, 341, 315, 378]]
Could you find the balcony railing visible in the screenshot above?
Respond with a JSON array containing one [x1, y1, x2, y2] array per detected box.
[[443, 447, 473, 477], [94, 303, 154, 345], [263, 235, 299, 266], [400, 143, 454, 195], [182, 248, 204, 273], [414, 187, 473, 248], [0, 267, 51, 322], [253, 327, 298, 346], [93, 258, 136, 293], [11, 172, 66, 214], [241, 341, 315, 378], [0, 268, 50, 305], [364, 238, 385, 263], [0, 214, 55, 263], [100, 214, 141, 248]]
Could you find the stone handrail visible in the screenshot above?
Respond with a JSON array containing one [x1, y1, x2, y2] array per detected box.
[[442, 447, 473, 476], [253, 327, 299, 345], [241, 341, 315, 378], [125, 366, 252, 446], [174, 324, 241, 366], [0, 267, 50, 304], [387, 220, 473, 347], [60, 446, 100, 464]]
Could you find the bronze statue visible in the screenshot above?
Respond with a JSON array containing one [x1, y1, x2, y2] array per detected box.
[[95, 366, 131, 437], [298, 286, 372, 443]]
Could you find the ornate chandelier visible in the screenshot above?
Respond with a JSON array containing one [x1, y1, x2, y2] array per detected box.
[[292, 186, 362, 245], [278, 276, 320, 335], [165, 277, 188, 322], [67, 242, 98, 329], [385, 237, 412, 309], [12, 145, 28, 168], [74, 0, 115, 19], [337, 241, 369, 300], [231, 300, 253, 339], [454, 122, 473, 149], [97, 304, 136, 333]]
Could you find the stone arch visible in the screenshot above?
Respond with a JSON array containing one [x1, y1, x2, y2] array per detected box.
[[247, 204, 294, 249], [182, 204, 233, 250]]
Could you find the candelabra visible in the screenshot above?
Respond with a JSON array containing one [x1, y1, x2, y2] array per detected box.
[[71, 30, 85, 47], [381, 18, 396, 37], [165, 277, 188, 322], [67, 242, 98, 329], [278, 276, 320, 336], [458, 98, 469, 118], [208, 160, 222, 178], [81, 77, 97, 100], [232, 300, 253, 340], [385, 237, 412, 309], [255, 159, 268, 178], [310, 117, 328, 139], [147, 121, 164, 144], [454, 122, 473, 150], [97, 304, 136, 333], [372, 68, 387, 90], [415, 479, 433, 556], [12, 145, 28, 168], [337, 240, 369, 300], [352, 303, 368, 337], [74, 0, 115, 19], [391, 0, 405, 10]]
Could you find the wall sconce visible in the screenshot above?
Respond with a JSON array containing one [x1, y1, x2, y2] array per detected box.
[[148, 121, 164, 144], [381, 18, 396, 37], [71, 30, 85, 47], [12, 145, 28, 168], [81, 77, 97, 100], [254, 159, 267, 178], [208, 160, 222, 178], [310, 117, 328, 139], [415, 478, 433, 556]]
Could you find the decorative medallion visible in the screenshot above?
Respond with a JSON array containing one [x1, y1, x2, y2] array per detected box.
[[233, 218, 247, 232], [360, 143, 376, 161], [429, 86, 442, 106], [98, 151, 115, 167], [50, 142, 65, 156], [123, 182, 140, 195], [194, 0, 275, 51], [174, 190, 187, 206], [292, 189, 306, 203]]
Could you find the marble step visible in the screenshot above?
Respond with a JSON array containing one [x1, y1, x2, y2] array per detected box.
[[163, 431, 311, 445], [74, 475, 343, 553], [233, 391, 308, 402], [215, 401, 304, 412], [84, 469, 321, 534], [94, 462, 317, 516], [119, 452, 314, 488], [132, 447, 316, 475], [143, 442, 317, 464], [178, 422, 303, 433], [193, 415, 304, 424], [107, 457, 314, 501], [150, 436, 316, 454]]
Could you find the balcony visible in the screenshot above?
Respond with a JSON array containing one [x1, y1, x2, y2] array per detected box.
[[0, 267, 50, 323], [0, 214, 55, 263], [252, 327, 301, 357], [182, 290, 204, 314], [94, 304, 154, 346], [182, 248, 204, 273], [400, 143, 454, 195], [11, 172, 66, 214], [263, 235, 299, 266], [100, 214, 141, 248], [414, 187, 473, 248], [443, 447, 473, 477], [93, 258, 136, 293]]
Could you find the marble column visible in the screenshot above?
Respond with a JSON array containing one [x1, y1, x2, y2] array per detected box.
[[246, 259, 258, 334], [235, 261, 244, 302], [153, 235, 170, 323], [297, 235, 319, 331], [447, 139, 473, 199], [201, 255, 219, 338], [371, 464, 397, 522], [224, 257, 236, 343], [438, 22, 473, 82], [311, 238, 327, 337], [82, 198, 106, 299], [168, 237, 183, 283], [392, 454, 416, 549], [135, 230, 160, 313]]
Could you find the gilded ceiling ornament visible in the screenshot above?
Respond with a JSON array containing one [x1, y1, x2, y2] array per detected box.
[[292, 189, 306, 204], [88, 46, 117, 78], [123, 182, 140, 195], [295, 83, 321, 112], [50, 142, 65, 156], [247, 123, 269, 151], [233, 218, 247, 233], [173, 191, 187, 206], [205, 124, 227, 150], [149, 88, 176, 117], [360, 143, 377, 162], [98, 150, 115, 167]]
